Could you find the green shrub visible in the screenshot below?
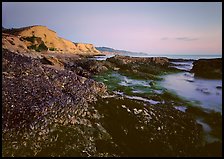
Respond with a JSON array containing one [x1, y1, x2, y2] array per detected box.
[[36, 42, 48, 52], [49, 47, 57, 51], [27, 42, 48, 52], [27, 45, 37, 50], [23, 35, 37, 43]]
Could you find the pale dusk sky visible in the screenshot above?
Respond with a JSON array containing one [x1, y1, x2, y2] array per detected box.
[[2, 2, 222, 55]]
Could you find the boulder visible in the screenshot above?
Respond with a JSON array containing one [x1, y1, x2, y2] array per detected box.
[[40, 55, 64, 69], [191, 58, 222, 79]]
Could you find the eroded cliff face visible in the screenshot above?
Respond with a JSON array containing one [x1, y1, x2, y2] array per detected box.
[[74, 43, 100, 54], [2, 25, 101, 55], [2, 33, 28, 53]]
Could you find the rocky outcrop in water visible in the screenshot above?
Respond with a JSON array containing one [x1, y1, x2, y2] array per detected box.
[[168, 58, 195, 62], [108, 55, 169, 65], [60, 55, 181, 80], [191, 58, 222, 79], [105, 55, 181, 80]]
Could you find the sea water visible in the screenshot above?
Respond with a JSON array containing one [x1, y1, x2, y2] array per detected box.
[[159, 72, 222, 113], [94, 53, 221, 60], [159, 56, 222, 113], [94, 53, 222, 113]]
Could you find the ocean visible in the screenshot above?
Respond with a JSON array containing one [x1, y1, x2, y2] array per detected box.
[[134, 54, 222, 60], [93, 53, 222, 146], [93, 53, 222, 114], [94, 53, 222, 60]]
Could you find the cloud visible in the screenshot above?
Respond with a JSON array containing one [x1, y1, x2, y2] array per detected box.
[[175, 37, 198, 41], [161, 37, 169, 40], [161, 37, 198, 41]]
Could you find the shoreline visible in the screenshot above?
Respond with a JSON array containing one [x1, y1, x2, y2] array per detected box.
[[2, 49, 222, 157]]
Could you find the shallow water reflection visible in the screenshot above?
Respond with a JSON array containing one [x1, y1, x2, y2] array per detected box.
[[160, 72, 222, 113]]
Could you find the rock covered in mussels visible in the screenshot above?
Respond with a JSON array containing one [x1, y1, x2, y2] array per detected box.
[[93, 97, 203, 157], [2, 48, 218, 157], [62, 57, 108, 78], [2, 49, 108, 157]]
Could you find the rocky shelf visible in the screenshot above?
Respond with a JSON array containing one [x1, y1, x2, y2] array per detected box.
[[2, 49, 222, 157]]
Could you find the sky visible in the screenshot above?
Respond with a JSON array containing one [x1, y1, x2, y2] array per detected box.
[[2, 2, 222, 55]]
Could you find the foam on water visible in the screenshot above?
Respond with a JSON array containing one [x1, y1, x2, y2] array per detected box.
[[113, 91, 160, 105]]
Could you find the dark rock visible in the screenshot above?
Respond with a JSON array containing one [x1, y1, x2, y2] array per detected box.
[[198, 142, 222, 157], [195, 88, 211, 95], [191, 58, 222, 79], [94, 97, 203, 157], [105, 55, 180, 80], [61, 57, 108, 78], [149, 81, 155, 86], [40, 55, 64, 69], [185, 106, 222, 144], [2, 49, 108, 157], [186, 79, 194, 82], [216, 86, 222, 89], [107, 55, 169, 66], [168, 58, 195, 62]]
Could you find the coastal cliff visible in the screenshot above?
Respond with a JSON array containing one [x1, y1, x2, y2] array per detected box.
[[2, 25, 101, 55]]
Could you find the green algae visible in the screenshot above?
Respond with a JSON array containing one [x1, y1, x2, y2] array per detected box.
[[94, 63, 222, 154], [93, 70, 194, 107]]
